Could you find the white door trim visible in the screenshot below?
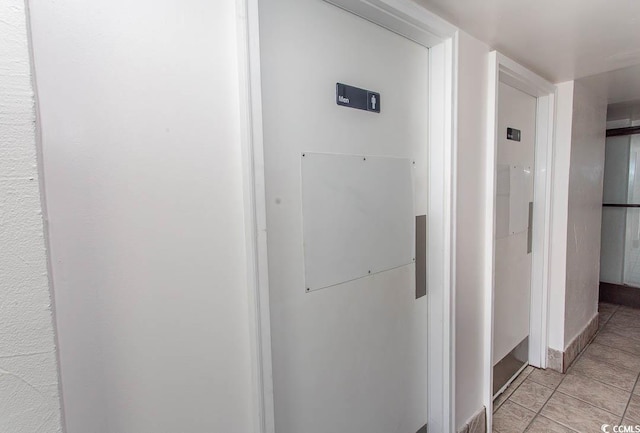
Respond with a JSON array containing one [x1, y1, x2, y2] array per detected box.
[[484, 51, 556, 432], [427, 34, 458, 433], [237, 0, 458, 431], [236, 1, 276, 432], [324, 0, 456, 47]]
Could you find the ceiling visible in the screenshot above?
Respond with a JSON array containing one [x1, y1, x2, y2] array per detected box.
[[416, 0, 640, 84]]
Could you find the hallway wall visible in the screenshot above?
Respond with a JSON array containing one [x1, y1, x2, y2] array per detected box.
[[0, 0, 63, 431], [548, 81, 574, 351], [15, 0, 606, 430], [455, 31, 490, 429], [28, 0, 256, 432], [549, 79, 607, 353], [25, 0, 493, 430], [563, 79, 607, 344]]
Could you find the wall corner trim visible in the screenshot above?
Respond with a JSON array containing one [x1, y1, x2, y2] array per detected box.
[[323, 0, 457, 47]]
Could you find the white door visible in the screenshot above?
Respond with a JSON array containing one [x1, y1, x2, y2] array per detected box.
[[259, 0, 429, 432], [493, 81, 537, 393]]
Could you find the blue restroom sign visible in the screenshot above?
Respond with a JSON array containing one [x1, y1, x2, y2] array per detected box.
[[336, 83, 381, 113]]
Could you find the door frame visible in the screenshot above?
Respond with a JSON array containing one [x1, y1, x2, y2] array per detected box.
[[483, 51, 556, 431], [236, 0, 458, 431]]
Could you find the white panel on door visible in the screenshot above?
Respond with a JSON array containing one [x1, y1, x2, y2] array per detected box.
[[495, 164, 532, 239], [301, 152, 414, 291], [496, 164, 510, 239], [509, 165, 531, 235]]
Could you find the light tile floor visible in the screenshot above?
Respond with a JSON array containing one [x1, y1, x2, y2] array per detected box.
[[493, 303, 640, 433]]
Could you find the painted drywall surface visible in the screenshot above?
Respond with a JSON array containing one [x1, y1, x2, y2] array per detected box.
[[0, 1, 63, 431], [28, 1, 255, 432], [608, 101, 640, 124], [563, 79, 607, 345], [579, 64, 640, 105], [454, 31, 490, 429], [547, 81, 574, 351]]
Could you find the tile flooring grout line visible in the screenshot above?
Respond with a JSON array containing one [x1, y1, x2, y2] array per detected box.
[[523, 307, 613, 433], [525, 414, 580, 433], [520, 389, 557, 432], [527, 375, 561, 390], [493, 367, 533, 413], [599, 306, 617, 330], [602, 303, 617, 324], [593, 306, 637, 427], [576, 313, 640, 385], [554, 389, 627, 418], [504, 399, 545, 432], [511, 314, 598, 433], [621, 373, 640, 425], [499, 305, 622, 432], [596, 329, 640, 355], [524, 382, 555, 392], [601, 306, 640, 427], [563, 310, 628, 377], [563, 327, 594, 375], [521, 391, 581, 433], [599, 326, 640, 353], [568, 362, 639, 393], [520, 366, 571, 432], [561, 316, 640, 394]]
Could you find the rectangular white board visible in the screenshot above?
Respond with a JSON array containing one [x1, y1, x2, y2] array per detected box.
[[301, 152, 415, 291], [496, 164, 531, 239]]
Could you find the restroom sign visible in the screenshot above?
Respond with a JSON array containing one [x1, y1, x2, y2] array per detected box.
[[507, 127, 521, 142], [336, 83, 381, 113]]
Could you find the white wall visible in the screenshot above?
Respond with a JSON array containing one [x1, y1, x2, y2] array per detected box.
[[454, 31, 490, 429], [0, 1, 63, 431], [563, 79, 607, 344], [548, 79, 607, 351], [28, 1, 256, 432], [607, 102, 640, 126], [548, 81, 574, 351]]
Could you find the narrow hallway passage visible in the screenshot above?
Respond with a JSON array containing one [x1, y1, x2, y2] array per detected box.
[[493, 303, 640, 432]]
